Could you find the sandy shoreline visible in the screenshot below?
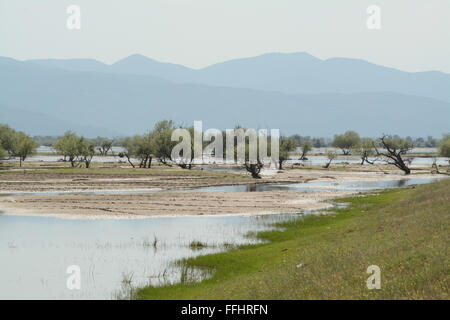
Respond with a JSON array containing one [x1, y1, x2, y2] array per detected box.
[[0, 190, 348, 220], [0, 167, 439, 220]]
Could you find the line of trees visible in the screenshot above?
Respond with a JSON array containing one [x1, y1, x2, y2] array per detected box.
[[327, 131, 415, 174], [295, 130, 450, 175], [289, 133, 443, 149], [2, 122, 450, 176], [116, 121, 298, 177], [118, 120, 176, 168]]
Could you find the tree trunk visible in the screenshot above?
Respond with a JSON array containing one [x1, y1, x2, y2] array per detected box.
[[147, 156, 152, 168], [125, 154, 135, 168]]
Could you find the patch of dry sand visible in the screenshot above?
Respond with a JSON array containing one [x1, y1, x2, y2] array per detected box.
[[0, 168, 430, 219], [0, 190, 348, 220]]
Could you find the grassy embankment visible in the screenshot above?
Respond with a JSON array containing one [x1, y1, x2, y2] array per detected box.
[[138, 178, 449, 299]]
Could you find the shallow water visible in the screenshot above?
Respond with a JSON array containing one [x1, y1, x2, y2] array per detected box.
[[9, 152, 449, 169], [4, 174, 444, 196], [0, 174, 446, 299], [189, 176, 444, 193], [286, 156, 448, 167], [0, 213, 298, 300]]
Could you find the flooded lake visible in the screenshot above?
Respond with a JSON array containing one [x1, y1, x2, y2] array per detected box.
[[0, 174, 446, 299], [0, 212, 295, 300]]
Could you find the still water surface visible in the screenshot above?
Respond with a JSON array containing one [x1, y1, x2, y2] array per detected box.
[[0, 175, 446, 299]]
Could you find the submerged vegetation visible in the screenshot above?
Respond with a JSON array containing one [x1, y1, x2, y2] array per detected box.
[[137, 179, 449, 299]]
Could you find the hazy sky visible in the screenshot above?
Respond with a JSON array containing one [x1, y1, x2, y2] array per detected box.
[[1, 0, 449, 72]]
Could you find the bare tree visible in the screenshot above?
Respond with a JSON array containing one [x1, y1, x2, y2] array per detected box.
[[374, 135, 413, 174], [244, 161, 264, 179], [96, 138, 113, 156]]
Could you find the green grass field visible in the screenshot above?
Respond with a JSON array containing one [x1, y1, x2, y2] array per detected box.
[[138, 178, 449, 299]]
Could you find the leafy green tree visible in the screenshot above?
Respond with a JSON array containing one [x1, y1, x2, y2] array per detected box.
[[278, 137, 297, 170], [332, 131, 361, 155], [439, 134, 450, 158], [0, 125, 36, 166], [323, 150, 338, 169], [118, 136, 138, 168], [118, 133, 155, 168], [78, 138, 96, 168], [15, 132, 37, 167], [0, 145, 7, 160], [439, 134, 450, 169], [135, 132, 155, 168], [300, 140, 313, 160], [53, 132, 96, 168], [53, 131, 81, 167], [0, 124, 17, 155], [153, 120, 176, 165]]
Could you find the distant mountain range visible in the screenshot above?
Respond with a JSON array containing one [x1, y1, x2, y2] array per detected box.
[[0, 53, 449, 137]]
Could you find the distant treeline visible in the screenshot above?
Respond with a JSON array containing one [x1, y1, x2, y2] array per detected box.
[[33, 133, 442, 149], [1, 122, 449, 176]]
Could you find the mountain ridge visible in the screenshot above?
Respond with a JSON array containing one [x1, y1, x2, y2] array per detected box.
[[22, 52, 450, 102], [1, 58, 449, 137]]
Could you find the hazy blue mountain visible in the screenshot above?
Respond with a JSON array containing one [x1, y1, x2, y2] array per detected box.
[[195, 53, 450, 102], [1, 58, 448, 137], [28, 58, 108, 73], [109, 54, 193, 80], [0, 104, 121, 137], [25, 52, 450, 102]]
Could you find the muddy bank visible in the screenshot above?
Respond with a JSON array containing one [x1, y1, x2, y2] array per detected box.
[[0, 190, 347, 219], [0, 165, 416, 194], [1, 166, 438, 219]]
